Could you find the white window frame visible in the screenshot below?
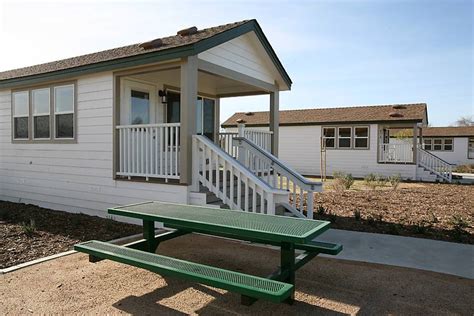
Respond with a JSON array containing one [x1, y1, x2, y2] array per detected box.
[[32, 88, 51, 140], [353, 126, 370, 149], [54, 84, 75, 140], [12, 91, 29, 140], [424, 137, 453, 151], [423, 138, 432, 150], [337, 126, 352, 149], [322, 127, 336, 149]]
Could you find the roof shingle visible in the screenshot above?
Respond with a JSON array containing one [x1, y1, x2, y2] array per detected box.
[[222, 103, 428, 127], [422, 126, 474, 137], [0, 20, 249, 81]]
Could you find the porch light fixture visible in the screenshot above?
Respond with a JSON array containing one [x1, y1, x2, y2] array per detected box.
[[159, 89, 168, 104]]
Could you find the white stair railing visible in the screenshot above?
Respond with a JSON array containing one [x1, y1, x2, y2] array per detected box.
[[379, 143, 413, 163], [116, 123, 180, 180], [233, 137, 323, 219], [218, 123, 273, 157], [417, 146, 452, 182], [192, 135, 288, 215]]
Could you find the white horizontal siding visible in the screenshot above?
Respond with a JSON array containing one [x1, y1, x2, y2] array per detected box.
[[198, 32, 276, 85], [427, 138, 472, 165], [0, 71, 188, 218]]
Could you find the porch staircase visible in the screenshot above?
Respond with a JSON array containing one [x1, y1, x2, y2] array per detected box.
[[416, 146, 453, 182], [191, 135, 323, 219]]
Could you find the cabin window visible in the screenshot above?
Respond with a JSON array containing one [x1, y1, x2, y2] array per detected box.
[[322, 127, 336, 148], [423, 138, 453, 151], [32, 88, 50, 139], [354, 126, 369, 148], [54, 85, 74, 139], [13, 91, 29, 139], [337, 127, 352, 148], [468, 138, 474, 159], [130, 90, 150, 125]]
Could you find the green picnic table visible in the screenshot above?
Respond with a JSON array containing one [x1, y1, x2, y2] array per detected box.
[[74, 202, 342, 305]]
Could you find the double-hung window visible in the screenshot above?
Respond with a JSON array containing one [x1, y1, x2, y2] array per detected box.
[[54, 85, 74, 139], [423, 138, 453, 151], [322, 127, 336, 148], [469, 138, 474, 159], [354, 126, 369, 149], [13, 91, 29, 139], [32, 88, 50, 139], [423, 138, 432, 150], [338, 127, 352, 148]]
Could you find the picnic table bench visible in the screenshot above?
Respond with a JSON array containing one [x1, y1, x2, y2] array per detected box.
[[74, 202, 342, 305]]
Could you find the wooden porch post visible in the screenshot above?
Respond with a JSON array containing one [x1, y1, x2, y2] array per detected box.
[[269, 91, 279, 157], [413, 123, 418, 164], [179, 56, 198, 185]]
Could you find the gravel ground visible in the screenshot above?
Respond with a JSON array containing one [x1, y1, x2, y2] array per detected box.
[[0, 201, 141, 269], [308, 183, 474, 244], [1, 234, 472, 315]]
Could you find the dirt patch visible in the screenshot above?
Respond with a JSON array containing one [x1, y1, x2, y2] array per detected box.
[[0, 201, 141, 269], [309, 183, 474, 244], [1, 234, 472, 315]]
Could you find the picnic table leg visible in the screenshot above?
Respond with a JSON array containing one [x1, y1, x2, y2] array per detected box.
[[143, 220, 158, 253], [280, 242, 296, 304]]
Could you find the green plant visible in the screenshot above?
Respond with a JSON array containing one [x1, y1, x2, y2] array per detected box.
[[366, 215, 376, 226], [413, 220, 431, 234], [317, 204, 326, 215], [450, 214, 469, 230], [354, 209, 361, 221], [388, 174, 401, 190], [376, 175, 388, 187], [21, 219, 36, 237], [388, 223, 401, 235], [364, 173, 378, 190], [333, 171, 355, 190], [328, 212, 337, 223]]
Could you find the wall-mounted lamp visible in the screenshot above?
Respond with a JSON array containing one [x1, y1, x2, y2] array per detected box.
[[158, 89, 167, 104]]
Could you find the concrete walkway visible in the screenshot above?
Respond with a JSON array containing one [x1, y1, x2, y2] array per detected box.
[[316, 229, 474, 279]]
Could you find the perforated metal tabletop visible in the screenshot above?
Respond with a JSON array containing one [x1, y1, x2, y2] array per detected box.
[[108, 201, 330, 243]]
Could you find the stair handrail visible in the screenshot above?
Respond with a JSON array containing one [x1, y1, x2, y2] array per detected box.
[[233, 137, 323, 218], [416, 145, 453, 182], [192, 135, 289, 215]]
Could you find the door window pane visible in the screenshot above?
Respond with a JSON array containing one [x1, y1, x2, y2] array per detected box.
[[166, 92, 180, 123], [13, 91, 29, 116], [34, 116, 50, 138], [55, 85, 74, 113], [196, 97, 203, 134], [56, 113, 73, 138], [203, 98, 215, 139], [131, 90, 150, 125], [14, 117, 28, 139]]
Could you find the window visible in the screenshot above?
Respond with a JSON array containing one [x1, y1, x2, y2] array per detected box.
[[54, 85, 74, 139], [354, 127, 369, 148], [322, 127, 335, 148], [423, 138, 453, 151], [13, 91, 29, 139], [338, 127, 352, 148], [32, 88, 50, 139], [130, 90, 150, 125], [469, 138, 474, 159], [423, 138, 432, 150]]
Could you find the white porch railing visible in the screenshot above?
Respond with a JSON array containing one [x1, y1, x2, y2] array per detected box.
[[192, 135, 288, 214], [116, 123, 180, 180], [218, 123, 273, 157], [233, 137, 322, 218], [379, 143, 413, 163], [417, 146, 452, 182]]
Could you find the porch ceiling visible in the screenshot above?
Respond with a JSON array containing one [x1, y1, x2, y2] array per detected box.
[[128, 68, 268, 98]]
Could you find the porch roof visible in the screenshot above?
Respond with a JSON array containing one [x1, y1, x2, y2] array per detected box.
[[0, 19, 291, 90], [222, 103, 428, 128]]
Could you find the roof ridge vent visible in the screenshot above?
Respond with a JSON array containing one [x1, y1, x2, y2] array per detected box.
[[389, 111, 404, 118], [139, 39, 163, 50], [177, 26, 198, 36], [392, 104, 407, 109], [245, 112, 254, 116]]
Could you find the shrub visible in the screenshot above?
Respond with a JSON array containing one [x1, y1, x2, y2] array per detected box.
[[376, 175, 388, 187], [388, 174, 401, 190], [317, 204, 326, 215], [333, 171, 355, 191], [450, 214, 469, 230], [364, 173, 378, 190], [21, 219, 36, 237], [354, 209, 361, 221]]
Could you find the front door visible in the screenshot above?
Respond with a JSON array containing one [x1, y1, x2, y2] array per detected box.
[[121, 80, 158, 125]]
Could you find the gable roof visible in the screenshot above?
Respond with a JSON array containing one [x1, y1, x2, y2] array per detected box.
[[422, 126, 474, 137], [222, 103, 428, 128], [0, 19, 291, 89]]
